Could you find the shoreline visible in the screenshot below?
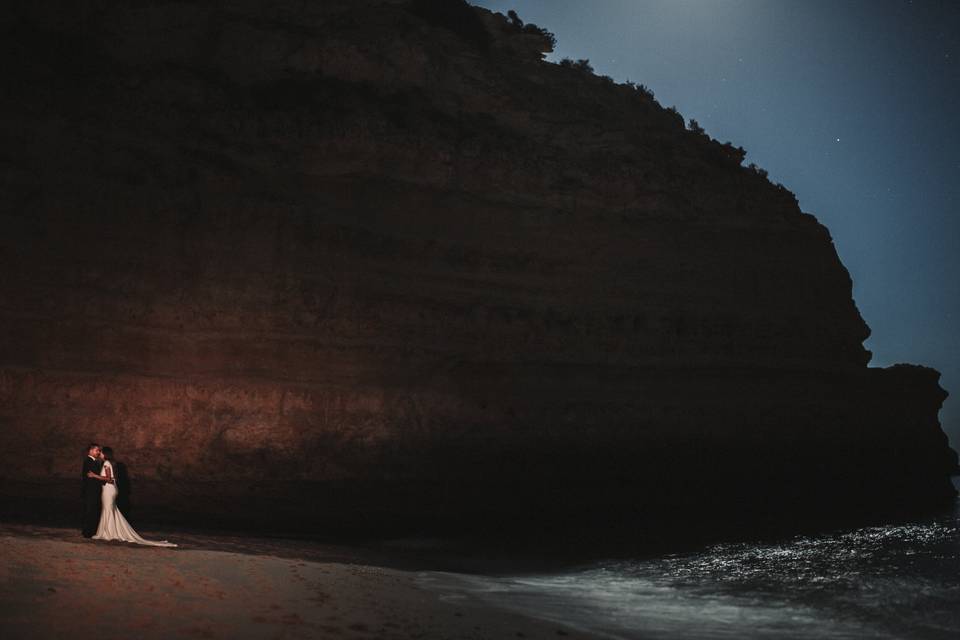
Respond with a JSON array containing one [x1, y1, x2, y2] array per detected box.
[[5, 488, 957, 562], [0, 523, 600, 640]]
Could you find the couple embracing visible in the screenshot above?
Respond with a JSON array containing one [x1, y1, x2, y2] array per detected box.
[[82, 443, 176, 547]]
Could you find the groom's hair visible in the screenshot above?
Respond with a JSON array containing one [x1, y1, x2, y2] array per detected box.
[[87, 442, 99, 452]]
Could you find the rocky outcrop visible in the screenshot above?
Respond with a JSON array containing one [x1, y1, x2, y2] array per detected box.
[[0, 0, 955, 534]]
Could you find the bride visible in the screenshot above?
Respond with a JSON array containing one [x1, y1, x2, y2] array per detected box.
[[92, 447, 177, 547]]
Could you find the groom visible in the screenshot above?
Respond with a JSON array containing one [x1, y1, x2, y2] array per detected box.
[[81, 443, 110, 538]]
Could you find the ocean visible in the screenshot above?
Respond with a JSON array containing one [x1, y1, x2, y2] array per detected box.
[[426, 488, 960, 639]]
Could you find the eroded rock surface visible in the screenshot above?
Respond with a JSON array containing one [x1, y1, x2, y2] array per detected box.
[[0, 0, 955, 533]]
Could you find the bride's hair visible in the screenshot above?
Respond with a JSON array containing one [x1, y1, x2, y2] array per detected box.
[[102, 446, 114, 461]]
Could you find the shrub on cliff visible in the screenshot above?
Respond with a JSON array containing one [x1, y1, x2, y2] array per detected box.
[[624, 80, 655, 100], [574, 58, 593, 73], [721, 142, 747, 165], [747, 162, 769, 179], [505, 10, 557, 52], [559, 57, 594, 73], [409, 0, 491, 49], [522, 23, 557, 51], [665, 105, 684, 127]]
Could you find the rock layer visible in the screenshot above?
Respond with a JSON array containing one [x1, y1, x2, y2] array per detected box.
[[0, 0, 955, 533]]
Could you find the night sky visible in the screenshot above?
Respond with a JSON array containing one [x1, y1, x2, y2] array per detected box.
[[473, 0, 960, 449]]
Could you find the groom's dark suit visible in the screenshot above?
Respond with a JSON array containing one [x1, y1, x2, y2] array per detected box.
[[82, 455, 104, 537]]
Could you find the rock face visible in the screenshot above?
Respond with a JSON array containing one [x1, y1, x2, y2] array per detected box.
[[0, 0, 955, 533]]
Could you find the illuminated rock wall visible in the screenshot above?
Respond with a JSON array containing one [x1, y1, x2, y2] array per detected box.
[[0, 0, 954, 531]]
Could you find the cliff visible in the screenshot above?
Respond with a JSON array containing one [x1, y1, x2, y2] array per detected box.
[[0, 0, 955, 534]]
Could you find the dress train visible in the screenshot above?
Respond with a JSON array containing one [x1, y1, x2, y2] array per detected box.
[[92, 461, 176, 548]]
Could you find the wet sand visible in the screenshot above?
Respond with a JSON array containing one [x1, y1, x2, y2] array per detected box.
[[0, 523, 597, 640]]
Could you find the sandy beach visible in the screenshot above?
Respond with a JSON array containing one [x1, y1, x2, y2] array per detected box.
[[0, 523, 596, 640]]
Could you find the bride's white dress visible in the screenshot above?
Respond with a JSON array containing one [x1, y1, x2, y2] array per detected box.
[[92, 461, 177, 547]]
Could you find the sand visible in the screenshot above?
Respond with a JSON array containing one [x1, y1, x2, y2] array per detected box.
[[0, 524, 598, 640]]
